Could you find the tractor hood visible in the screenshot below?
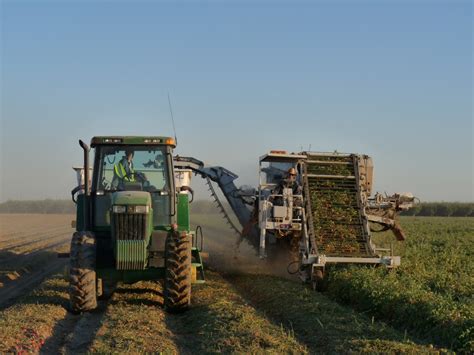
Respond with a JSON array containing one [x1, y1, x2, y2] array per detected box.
[[111, 191, 152, 206]]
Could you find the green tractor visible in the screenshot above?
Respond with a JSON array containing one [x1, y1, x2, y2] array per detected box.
[[69, 136, 204, 313]]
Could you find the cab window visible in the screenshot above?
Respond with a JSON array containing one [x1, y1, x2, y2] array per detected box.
[[95, 146, 170, 192]]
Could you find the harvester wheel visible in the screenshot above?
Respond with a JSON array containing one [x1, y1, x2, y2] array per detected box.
[[164, 231, 192, 312], [69, 231, 97, 313]]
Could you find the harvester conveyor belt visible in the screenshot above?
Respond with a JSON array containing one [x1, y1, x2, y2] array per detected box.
[[303, 153, 374, 257]]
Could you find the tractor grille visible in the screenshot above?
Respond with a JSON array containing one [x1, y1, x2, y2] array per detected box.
[[112, 213, 148, 240], [116, 240, 148, 270]]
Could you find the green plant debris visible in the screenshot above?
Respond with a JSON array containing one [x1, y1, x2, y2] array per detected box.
[[306, 155, 365, 256], [307, 163, 354, 176]]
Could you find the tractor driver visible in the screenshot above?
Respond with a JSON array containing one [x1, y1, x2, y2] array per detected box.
[[111, 149, 136, 189], [271, 167, 302, 206]]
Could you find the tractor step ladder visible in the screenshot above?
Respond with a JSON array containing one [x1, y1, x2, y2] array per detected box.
[[190, 226, 205, 283], [191, 247, 205, 283]]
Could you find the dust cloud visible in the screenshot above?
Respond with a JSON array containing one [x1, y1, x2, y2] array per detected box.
[[191, 215, 296, 279]]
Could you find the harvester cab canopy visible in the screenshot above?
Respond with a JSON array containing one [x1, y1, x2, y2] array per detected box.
[[259, 151, 307, 163], [259, 151, 307, 187]]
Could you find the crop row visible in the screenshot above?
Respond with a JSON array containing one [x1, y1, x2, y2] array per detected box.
[[327, 217, 474, 352]]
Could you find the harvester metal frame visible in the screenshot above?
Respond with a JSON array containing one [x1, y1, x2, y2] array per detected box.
[[257, 152, 307, 257], [256, 151, 403, 287], [171, 150, 414, 290]]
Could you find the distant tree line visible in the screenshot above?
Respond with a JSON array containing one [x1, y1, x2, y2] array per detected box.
[[0, 199, 221, 215], [0, 199, 75, 214], [192, 201, 474, 217], [0, 199, 472, 217], [399, 202, 474, 217]]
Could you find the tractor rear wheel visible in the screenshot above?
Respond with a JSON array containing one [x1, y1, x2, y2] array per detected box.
[[69, 231, 97, 313], [164, 231, 192, 312]]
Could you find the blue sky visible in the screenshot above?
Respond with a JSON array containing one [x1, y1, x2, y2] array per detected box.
[[1, 0, 472, 202]]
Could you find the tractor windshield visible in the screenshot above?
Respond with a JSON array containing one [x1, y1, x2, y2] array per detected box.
[[94, 146, 170, 193]]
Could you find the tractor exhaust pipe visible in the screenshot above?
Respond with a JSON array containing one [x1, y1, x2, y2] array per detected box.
[[79, 140, 90, 230]]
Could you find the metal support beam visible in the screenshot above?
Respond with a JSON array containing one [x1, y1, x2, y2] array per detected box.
[[303, 254, 401, 268]]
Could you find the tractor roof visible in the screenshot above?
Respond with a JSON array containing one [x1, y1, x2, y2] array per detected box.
[[91, 136, 176, 148]]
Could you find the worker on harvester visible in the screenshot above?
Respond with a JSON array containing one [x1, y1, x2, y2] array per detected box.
[[272, 167, 302, 205], [111, 149, 136, 189]]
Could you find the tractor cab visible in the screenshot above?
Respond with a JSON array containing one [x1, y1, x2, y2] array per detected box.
[[257, 151, 307, 257], [69, 136, 204, 314], [74, 137, 178, 232], [90, 138, 176, 231]]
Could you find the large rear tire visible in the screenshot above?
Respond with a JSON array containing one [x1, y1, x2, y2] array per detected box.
[[164, 231, 192, 312], [69, 231, 97, 313]]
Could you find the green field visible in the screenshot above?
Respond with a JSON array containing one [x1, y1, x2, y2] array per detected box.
[[0, 215, 472, 352], [328, 217, 474, 352], [192, 214, 473, 352]]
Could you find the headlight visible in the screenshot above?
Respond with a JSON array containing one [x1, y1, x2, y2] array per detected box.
[[112, 205, 149, 214], [134, 205, 149, 214], [112, 205, 126, 213]]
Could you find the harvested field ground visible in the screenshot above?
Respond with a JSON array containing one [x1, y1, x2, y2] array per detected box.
[[0, 213, 471, 353], [0, 214, 73, 308]]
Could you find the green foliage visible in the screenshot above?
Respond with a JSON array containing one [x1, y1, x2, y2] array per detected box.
[[401, 202, 474, 217], [451, 203, 474, 217], [0, 199, 75, 214], [230, 274, 445, 353], [327, 217, 474, 352]]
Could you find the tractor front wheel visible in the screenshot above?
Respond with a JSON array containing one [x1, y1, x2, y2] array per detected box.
[[69, 231, 97, 313], [164, 231, 192, 312]]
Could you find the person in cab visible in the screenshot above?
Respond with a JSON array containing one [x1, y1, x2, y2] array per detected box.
[[274, 167, 301, 195], [111, 149, 136, 189]]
